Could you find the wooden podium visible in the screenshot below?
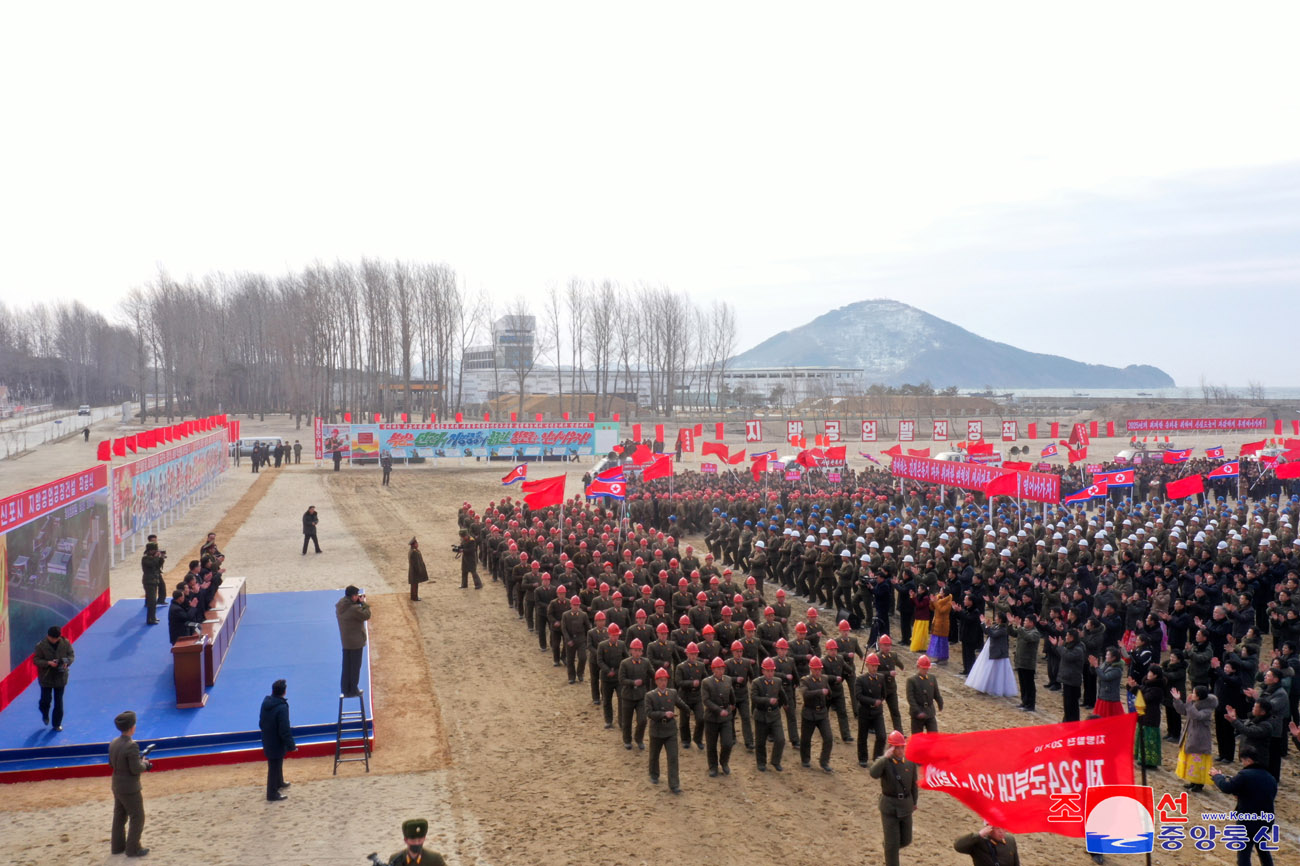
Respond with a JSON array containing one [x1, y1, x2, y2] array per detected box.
[[171, 634, 210, 708]]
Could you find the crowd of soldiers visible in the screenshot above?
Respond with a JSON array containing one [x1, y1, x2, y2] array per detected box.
[[466, 454, 1300, 818]]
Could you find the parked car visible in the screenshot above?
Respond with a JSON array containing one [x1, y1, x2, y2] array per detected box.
[[230, 436, 284, 457], [77, 404, 91, 416]]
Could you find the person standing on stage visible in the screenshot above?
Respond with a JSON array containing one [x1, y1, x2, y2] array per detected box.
[[408, 538, 429, 602], [302, 505, 321, 554], [335, 586, 371, 696], [35, 625, 74, 731], [109, 710, 152, 857], [140, 543, 166, 625], [380, 451, 393, 486], [258, 679, 295, 801]]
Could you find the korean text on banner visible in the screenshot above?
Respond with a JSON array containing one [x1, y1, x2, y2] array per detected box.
[[890, 454, 1060, 503], [905, 713, 1136, 837]]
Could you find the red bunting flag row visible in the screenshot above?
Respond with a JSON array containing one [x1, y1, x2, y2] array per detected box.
[[97, 414, 230, 462]]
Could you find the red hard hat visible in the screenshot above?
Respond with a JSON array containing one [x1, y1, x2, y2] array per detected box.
[[678, 577, 688, 587], [809, 656, 824, 669], [825, 639, 838, 651], [761, 657, 776, 670], [612, 591, 622, 600], [702, 624, 715, 635], [635, 609, 647, 619], [710, 657, 726, 669], [775, 637, 790, 649], [599, 582, 610, 591], [775, 589, 786, 598], [629, 638, 643, 650], [686, 642, 699, 654], [764, 606, 775, 616], [655, 598, 666, 607], [656, 623, 669, 633], [806, 607, 818, 618], [607, 623, 621, 635], [587, 577, 597, 587], [730, 640, 743, 652], [838, 620, 851, 632], [556, 585, 566, 593], [641, 585, 652, 594], [655, 667, 670, 679], [795, 622, 807, 634], [866, 653, 880, 666], [696, 592, 708, 601], [570, 596, 581, 605], [888, 730, 906, 747], [678, 615, 690, 625], [709, 576, 720, 585], [743, 620, 756, 631], [594, 611, 607, 621], [878, 635, 892, 646], [745, 576, 756, 586], [721, 606, 733, 617], [917, 655, 932, 669], [733, 594, 743, 604]]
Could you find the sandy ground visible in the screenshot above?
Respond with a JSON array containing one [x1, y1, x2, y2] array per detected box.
[[1, 419, 1296, 865]]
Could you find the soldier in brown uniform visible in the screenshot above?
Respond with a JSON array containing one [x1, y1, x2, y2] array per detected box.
[[645, 668, 691, 793], [855, 653, 889, 764], [702, 656, 736, 776], [408, 538, 429, 601], [870, 730, 919, 866], [752, 656, 787, 771], [800, 655, 834, 772], [109, 710, 152, 857], [906, 655, 943, 734], [547, 585, 570, 667], [618, 638, 653, 750], [386, 818, 448, 866], [724, 640, 757, 750], [876, 634, 906, 731], [561, 595, 591, 683], [586, 611, 609, 704], [596, 623, 626, 728], [772, 637, 801, 749], [674, 642, 709, 749], [822, 639, 855, 742]]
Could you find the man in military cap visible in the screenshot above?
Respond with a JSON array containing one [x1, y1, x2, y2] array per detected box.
[[408, 538, 429, 602], [140, 542, 166, 624], [870, 730, 919, 866], [35, 625, 74, 730], [645, 667, 690, 793], [109, 710, 152, 857], [386, 818, 447, 866]]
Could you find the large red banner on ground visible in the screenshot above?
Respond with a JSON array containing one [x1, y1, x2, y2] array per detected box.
[[890, 455, 1060, 503], [1126, 418, 1267, 431], [905, 714, 1136, 837]]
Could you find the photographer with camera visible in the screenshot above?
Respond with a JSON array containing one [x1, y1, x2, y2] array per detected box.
[[34, 625, 74, 731], [336, 586, 372, 696], [141, 541, 167, 626], [458, 529, 482, 589]]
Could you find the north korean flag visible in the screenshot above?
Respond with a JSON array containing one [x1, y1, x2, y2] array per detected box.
[[1062, 482, 1108, 505], [595, 465, 626, 485], [1207, 461, 1239, 479], [501, 464, 528, 485], [585, 478, 626, 500], [1163, 448, 1192, 464], [1041, 443, 1058, 458], [1205, 445, 1225, 459], [1092, 468, 1134, 487]]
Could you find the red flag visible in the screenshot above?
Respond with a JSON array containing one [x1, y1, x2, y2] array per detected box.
[[1276, 418, 1284, 435], [1105, 421, 1115, 438], [726, 449, 745, 465], [521, 474, 565, 509], [1067, 445, 1087, 462], [1049, 422, 1059, 439], [904, 714, 1136, 837], [401, 413, 408, 422], [983, 472, 1017, 497], [883, 444, 903, 458], [906, 447, 930, 458], [632, 423, 642, 442], [1026, 422, 1037, 439], [112, 438, 126, 457], [455, 412, 463, 423], [796, 448, 825, 468], [701, 441, 729, 460], [587, 412, 595, 422], [612, 413, 620, 422], [562, 412, 570, 421], [125, 435, 137, 454], [96, 440, 111, 461], [483, 412, 491, 422], [1277, 462, 1300, 480], [1165, 474, 1204, 499], [968, 440, 994, 456], [344, 412, 352, 422], [1089, 420, 1098, 438], [536, 413, 543, 422], [824, 445, 847, 463], [1001, 460, 1032, 471], [751, 455, 768, 482], [501, 464, 528, 485], [1293, 419, 1300, 436], [714, 423, 723, 440], [631, 443, 653, 465], [655, 424, 665, 442], [641, 454, 673, 481], [1241, 440, 1266, 455]]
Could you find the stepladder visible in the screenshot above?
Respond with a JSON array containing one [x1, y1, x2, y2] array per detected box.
[[334, 690, 372, 774]]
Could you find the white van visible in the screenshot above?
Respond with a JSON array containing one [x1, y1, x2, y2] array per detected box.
[[230, 436, 284, 457]]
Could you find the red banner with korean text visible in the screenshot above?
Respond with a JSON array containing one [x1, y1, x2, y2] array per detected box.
[[905, 714, 1136, 837], [1126, 418, 1267, 432], [890, 454, 1061, 503]]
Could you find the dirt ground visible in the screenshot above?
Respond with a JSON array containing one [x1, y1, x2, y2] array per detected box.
[[0, 419, 1296, 865]]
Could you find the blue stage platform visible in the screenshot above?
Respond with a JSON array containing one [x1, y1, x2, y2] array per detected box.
[[0, 589, 372, 781]]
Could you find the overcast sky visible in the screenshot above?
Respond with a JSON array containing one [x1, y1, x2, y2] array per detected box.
[[3, 2, 1298, 386]]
